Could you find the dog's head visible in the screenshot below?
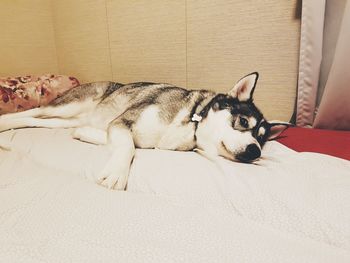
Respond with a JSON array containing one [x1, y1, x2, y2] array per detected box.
[[196, 72, 290, 162]]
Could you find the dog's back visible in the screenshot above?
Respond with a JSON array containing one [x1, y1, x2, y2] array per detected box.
[[51, 81, 214, 132]]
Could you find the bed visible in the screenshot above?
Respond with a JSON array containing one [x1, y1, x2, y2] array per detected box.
[[0, 127, 349, 262]]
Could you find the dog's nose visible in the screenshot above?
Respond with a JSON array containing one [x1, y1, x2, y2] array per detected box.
[[246, 144, 261, 160], [237, 144, 261, 162]]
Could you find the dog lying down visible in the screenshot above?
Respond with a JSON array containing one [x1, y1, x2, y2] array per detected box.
[[0, 72, 289, 190]]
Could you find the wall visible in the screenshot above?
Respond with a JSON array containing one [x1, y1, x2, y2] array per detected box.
[[0, 0, 58, 76], [52, 0, 112, 83]]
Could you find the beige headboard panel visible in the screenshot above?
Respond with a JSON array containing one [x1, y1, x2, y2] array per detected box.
[[1, 0, 300, 121], [53, 0, 300, 121]]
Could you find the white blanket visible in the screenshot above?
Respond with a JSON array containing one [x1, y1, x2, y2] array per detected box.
[[0, 128, 349, 262]]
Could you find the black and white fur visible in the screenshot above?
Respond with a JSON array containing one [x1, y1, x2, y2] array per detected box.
[[0, 72, 289, 190]]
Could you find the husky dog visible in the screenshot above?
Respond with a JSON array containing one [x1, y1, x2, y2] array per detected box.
[[0, 72, 289, 190]]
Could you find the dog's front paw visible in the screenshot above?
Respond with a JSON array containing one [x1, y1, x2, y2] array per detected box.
[[96, 167, 128, 191]]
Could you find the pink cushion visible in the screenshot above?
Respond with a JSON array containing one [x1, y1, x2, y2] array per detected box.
[[0, 74, 80, 114]]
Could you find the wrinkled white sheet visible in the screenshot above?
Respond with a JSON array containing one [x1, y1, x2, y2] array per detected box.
[[0, 128, 349, 262]]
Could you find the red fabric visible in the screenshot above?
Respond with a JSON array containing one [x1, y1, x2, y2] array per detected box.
[[276, 127, 350, 161]]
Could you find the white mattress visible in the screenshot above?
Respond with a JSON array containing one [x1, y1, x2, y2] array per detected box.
[[0, 128, 350, 262]]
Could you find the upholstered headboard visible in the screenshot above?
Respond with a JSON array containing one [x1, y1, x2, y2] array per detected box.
[[0, 0, 301, 121]]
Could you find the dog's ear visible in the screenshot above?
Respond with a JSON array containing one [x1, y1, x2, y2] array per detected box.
[[267, 121, 292, 140], [229, 72, 259, 101]]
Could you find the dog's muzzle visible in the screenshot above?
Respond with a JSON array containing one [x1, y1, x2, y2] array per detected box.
[[236, 144, 261, 162]]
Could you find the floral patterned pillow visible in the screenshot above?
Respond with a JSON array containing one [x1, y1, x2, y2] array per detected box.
[[0, 74, 80, 114]]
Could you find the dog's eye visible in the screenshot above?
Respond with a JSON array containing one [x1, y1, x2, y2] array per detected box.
[[239, 117, 249, 128], [222, 102, 230, 108]]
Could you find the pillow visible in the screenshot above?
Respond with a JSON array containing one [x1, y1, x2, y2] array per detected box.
[[0, 74, 80, 114]]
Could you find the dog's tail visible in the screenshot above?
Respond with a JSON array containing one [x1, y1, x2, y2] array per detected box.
[[50, 81, 124, 107]]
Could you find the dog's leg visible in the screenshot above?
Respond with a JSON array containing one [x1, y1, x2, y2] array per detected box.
[[0, 117, 83, 132], [0, 108, 43, 120], [0, 101, 96, 120], [96, 123, 135, 190], [72, 127, 107, 145]]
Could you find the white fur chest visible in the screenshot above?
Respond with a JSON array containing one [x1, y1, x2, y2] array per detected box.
[[133, 106, 196, 151]]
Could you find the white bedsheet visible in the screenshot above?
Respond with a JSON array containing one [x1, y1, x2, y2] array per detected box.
[[0, 128, 349, 262]]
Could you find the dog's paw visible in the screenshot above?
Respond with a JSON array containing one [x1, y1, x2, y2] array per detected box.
[[96, 167, 128, 191], [71, 128, 82, 140], [0, 139, 12, 151]]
